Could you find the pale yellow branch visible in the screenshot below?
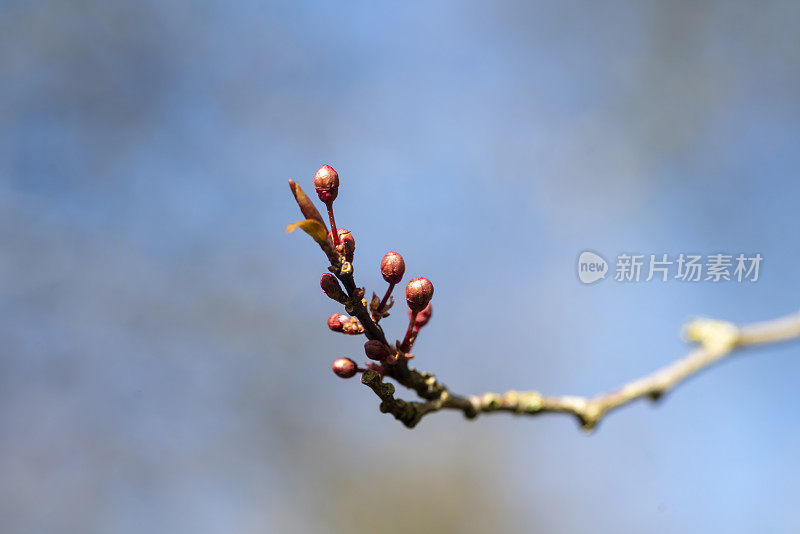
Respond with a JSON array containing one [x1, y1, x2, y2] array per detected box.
[[460, 311, 800, 431]]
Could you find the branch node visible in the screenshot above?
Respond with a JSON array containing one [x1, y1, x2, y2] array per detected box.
[[684, 318, 739, 352], [579, 403, 603, 432], [518, 391, 544, 413]]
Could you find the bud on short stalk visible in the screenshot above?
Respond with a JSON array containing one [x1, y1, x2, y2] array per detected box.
[[314, 165, 339, 204], [380, 252, 405, 285], [332, 357, 357, 378], [314, 164, 341, 246], [406, 277, 434, 314], [401, 277, 434, 352], [377, 252, 405, 312]]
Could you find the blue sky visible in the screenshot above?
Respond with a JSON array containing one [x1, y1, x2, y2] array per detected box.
[[2, 1, 800, 532]]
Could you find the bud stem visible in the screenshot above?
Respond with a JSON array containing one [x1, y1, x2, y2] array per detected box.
[[377, 282, 395, 312], [326, 203, 340, 247], [400, 312, 417, 353]]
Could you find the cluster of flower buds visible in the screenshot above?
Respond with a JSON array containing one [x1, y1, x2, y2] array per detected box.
[[327, 313, 364, 335], [287, 164, 437, 380]]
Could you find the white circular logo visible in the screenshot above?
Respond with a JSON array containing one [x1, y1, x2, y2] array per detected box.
[[578, 251, 608, 284]]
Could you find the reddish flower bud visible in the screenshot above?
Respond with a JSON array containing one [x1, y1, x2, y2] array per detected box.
[[330, 228, 355, 263], [327, 313, 349, 332], [406, 277, 434, 313], [364, 340, 392, 362], [410, 303, 432, 328], [320, 273, 344, 301], [380, 252, 405, 284], [332, 357, 357, 378], [314, 164, 339, 204], [328, 314, 363, 335], [341, 318, 364, 335]]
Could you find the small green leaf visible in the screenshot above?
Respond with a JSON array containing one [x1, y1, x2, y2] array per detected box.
[[285, 219, 329, 245]]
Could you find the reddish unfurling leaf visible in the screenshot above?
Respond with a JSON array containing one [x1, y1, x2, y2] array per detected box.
[[288, 179, 327, 229]]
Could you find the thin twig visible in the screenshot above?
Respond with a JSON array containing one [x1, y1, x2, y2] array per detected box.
[[373, 312, 800, 430], [330, 258, 389, 346]]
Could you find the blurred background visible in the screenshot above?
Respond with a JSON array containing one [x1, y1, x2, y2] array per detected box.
[[2, 1, 800, 532]]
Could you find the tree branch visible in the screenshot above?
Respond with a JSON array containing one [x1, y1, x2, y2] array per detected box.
[[365, 312, 800, 431], [288, 174, 800, 432]]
